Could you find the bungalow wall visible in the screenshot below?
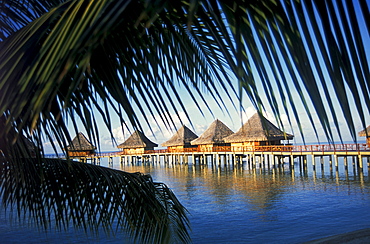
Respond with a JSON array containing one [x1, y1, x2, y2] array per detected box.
[[230, 140, 284, 151], [68, 150, 95, 157], [230, 142, 250, 151], [122, 148, 145, 155], [167, 145, 197, 153], [197, 144, 213, 152], [197, 144, 231, 152], [121, 147, 156, 155]]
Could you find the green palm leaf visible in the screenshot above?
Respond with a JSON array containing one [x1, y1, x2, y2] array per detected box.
[[0, 0, 369, 242]]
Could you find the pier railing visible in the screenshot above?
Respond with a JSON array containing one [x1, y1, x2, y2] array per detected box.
[[112, 143, 370, 156], [229, 143, 369, 153], [293, 143, 369, 153], [57, 143, 369, 158]]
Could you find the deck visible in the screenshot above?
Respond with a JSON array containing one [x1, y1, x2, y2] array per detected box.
[[66, 143, 369, 168], [50, 143, 369, 178], [90, 143, 370, 158]]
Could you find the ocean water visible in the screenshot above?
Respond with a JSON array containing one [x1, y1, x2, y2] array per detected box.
[[1, 156, 370, 243]]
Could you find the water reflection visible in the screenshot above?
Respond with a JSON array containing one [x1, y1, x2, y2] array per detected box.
[[114, 158, 370, 217], [1, 156, 369, 243], [113, 159, 370, 243]]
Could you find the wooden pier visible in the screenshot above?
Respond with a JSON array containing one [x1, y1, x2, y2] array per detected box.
[[73, 143, 370, 174]]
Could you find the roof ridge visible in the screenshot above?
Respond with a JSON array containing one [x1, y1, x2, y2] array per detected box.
[[117, 130, 158, 149], [223, 113, 293, 143], [191, 119, 234, 145], [162, 125, 198, 147], [66, 132, 96, 151]]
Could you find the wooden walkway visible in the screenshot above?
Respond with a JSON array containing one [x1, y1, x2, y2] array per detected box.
[[90, 143, 370, 156], [71, 143, 370, 171]]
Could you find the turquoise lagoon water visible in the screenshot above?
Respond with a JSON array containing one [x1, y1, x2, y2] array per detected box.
[[1, 156, 370, 243]]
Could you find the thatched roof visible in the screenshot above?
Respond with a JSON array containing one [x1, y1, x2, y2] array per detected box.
[[16, 134, 39, 153], [117, 130, 158, 149], [162, 125, 198, 147], [17, 134, 36, 150], [358, 126, 370, 137], [191, 119, 234, 145], [66, 132, 96, 151], [223, 113, 293, 143]]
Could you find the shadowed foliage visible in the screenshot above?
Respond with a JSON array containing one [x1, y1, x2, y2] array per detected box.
[[0, 157, 190, 243], [0, 0, 369, 243]]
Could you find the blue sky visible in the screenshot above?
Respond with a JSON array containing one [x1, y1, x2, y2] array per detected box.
[[43, 0, 369, 153], [91, 71, 368, 153]]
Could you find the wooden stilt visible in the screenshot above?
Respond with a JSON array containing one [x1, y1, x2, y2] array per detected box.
[[344, 156, 348, 170], [311, 155, 315, 171], [290, 155, 294, 170], [358, 155, 363, 173], [352, 156, 357, 175]]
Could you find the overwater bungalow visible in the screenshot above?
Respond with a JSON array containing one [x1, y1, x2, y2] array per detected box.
[[223, 113, 293, 149], [358, 126, 370, 145], [65, 132, 96, 157], [117, 130, 158, 155], [162, 125, 198, 152], [191, 119, 234, 152], [13, 134, 39, 157]]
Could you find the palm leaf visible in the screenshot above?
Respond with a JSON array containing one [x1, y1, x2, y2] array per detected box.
[[0, 156, 190, 244], [0, 0, 369, 242]]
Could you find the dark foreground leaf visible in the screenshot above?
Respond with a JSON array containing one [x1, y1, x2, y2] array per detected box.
[[0, 157, 190, 244]]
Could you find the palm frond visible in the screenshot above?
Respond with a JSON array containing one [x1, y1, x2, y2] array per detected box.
[[0, 157, 190, 244], [0, 0, 369, 242]]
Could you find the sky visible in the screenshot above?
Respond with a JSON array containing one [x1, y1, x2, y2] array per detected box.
[[43, 0, 370, 154], [59, 74, 368, 154]]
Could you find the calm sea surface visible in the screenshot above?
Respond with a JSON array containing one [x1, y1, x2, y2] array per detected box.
[[1, 156, 370, 243]]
